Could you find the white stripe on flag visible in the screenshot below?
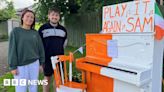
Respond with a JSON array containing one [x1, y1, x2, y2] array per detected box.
[[155, 14, 164, 29]]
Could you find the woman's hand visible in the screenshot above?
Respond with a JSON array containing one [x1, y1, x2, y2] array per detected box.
[[39, 65, 43, 73], [11, 69, 18, 75]]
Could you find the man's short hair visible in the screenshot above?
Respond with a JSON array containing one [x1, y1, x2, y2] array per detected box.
[[48, 7, 60, 14]]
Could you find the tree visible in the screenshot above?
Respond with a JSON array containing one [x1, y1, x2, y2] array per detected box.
[[35, 0, 133, 23], [0, 0, 16, 22], [79, 0, 134, 13], [34, 0, 80, 23]]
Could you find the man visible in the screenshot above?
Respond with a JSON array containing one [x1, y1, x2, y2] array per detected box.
[[38, 7, 67, 92]]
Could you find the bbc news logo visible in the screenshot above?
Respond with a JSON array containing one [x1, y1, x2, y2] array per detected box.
[[3, 79, 48, 86]]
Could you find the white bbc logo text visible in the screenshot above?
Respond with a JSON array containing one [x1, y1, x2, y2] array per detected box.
[[3, 79, 48, 86]]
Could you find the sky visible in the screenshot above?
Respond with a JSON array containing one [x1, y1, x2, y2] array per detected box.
[[8, 0, 38, 9]]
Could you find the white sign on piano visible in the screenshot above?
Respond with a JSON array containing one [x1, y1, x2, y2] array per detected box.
[[102, 0, 154, 33]]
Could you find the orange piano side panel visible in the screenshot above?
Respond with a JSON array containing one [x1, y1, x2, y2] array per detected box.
[[76, 58, 114, 92], [87, 72, 114, 92], [86, 34, 113, 65]]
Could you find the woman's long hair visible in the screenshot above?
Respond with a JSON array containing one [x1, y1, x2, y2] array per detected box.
[[21, 9, 35, 29]]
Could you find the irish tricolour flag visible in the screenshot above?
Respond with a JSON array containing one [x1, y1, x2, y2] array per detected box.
[[155, 3, 164, 40]]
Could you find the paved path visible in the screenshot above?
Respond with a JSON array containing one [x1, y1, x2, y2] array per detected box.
[[0, 41, 9, 76]]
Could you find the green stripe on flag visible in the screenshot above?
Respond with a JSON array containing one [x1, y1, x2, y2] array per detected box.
[[155, 2, 164, 30], [155, 3, 163, 17]]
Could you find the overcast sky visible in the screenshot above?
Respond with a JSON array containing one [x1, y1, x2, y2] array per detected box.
[[10, 0, 37, 9]]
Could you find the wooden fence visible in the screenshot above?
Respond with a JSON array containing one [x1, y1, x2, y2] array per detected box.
[[65, 11, 102, 47]]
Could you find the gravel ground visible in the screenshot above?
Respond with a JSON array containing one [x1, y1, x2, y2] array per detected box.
[[0, 41, 9, 76]]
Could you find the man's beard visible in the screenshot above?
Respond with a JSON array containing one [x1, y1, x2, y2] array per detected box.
[[50, 21, 58, 27], [50, 21, 58, 24]]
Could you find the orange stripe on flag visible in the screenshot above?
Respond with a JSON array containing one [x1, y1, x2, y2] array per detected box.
[[155, 26, 164, 40]]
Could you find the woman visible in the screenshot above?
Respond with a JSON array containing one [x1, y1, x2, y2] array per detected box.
[[8, 9, 45, 92]]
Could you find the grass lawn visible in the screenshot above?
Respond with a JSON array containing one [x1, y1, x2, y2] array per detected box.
[[0, 46, 163, 92]]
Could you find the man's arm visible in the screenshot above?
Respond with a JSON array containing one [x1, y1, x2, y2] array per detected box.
[[64, 39, 68, 48]]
